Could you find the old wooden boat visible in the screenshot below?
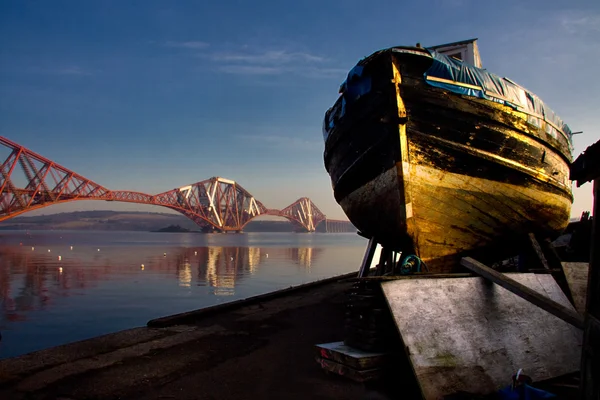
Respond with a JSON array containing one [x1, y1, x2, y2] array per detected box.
[[322, 39, 574, 271]]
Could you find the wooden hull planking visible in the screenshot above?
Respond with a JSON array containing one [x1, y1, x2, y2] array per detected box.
[[326, 51, 572, 271]]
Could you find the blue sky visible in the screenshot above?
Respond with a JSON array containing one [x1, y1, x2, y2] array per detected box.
[[1, 0, 598, 220]]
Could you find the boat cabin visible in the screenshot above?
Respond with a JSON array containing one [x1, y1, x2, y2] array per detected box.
[[427, 38, 482, 68]]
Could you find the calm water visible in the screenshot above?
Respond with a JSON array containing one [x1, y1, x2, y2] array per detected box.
[[0, 230, 368, 359]]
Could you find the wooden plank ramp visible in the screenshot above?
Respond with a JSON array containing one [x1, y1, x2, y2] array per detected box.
[[380, 273, 582, 399]]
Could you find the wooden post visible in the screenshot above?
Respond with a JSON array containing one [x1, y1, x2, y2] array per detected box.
[[570, 139, 600, 400], [529, 233, 551, 270], [460, 257, 584, 329], [529, 233, 576, 306], [580, 178, 599, 400]]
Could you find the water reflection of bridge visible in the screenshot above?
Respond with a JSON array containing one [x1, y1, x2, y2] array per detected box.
[[0, 245, 323, 324], [174, 247, 321, 296]]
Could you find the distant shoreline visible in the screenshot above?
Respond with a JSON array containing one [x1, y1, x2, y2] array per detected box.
[[0, 210, 337, 233], [151, 225, 193, 233]]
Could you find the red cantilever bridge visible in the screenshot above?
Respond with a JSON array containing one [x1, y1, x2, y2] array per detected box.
[[0, 136, 354, 233]]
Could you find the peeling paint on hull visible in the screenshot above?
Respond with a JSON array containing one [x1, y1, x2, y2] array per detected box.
[[324, 50, 573, 272]]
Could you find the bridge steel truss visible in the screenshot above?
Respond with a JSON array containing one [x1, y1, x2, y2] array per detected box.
[[0, 136, 333, 232]]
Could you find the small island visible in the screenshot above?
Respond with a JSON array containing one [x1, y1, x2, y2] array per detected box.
[[152, 225, 192, 233]]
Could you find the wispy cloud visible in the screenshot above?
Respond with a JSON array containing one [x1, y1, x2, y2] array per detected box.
[[209, 47, 344, 79], [210, 50, 324, 64], [560, 14, 600, 34], [57, 66, 94, 76], [217, 64, 346, 78], [163, 40, 210, 49], [159, 39, 345, 79], [218, 65, 283, 75]]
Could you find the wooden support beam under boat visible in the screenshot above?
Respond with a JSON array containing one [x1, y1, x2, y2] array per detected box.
[[528, 233, 551, 270], [528, 232, 575, 306], [358, 236, 377, 278], [460, 257, 584, 329]]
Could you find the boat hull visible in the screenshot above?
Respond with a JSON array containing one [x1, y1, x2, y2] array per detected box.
[[324, 50, 573, 271]]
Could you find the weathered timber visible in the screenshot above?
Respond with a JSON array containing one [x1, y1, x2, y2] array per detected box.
[[381, 274, 582, 399], [315, 341, 388, 371], [529, 233, 551, 270], [562, 262, 590, 314], [315, 357, 382, 383], [460, 257, 584, 329], [541, 236, 576, 306], [323, 48, 572, 272], [570, 140, 600, 186], [581, 178, 599, 400], [522, 232, 575, 305], [570, 139, 600, 400]]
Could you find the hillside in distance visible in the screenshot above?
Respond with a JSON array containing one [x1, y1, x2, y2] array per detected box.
[[0, 211, 326, 232]]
